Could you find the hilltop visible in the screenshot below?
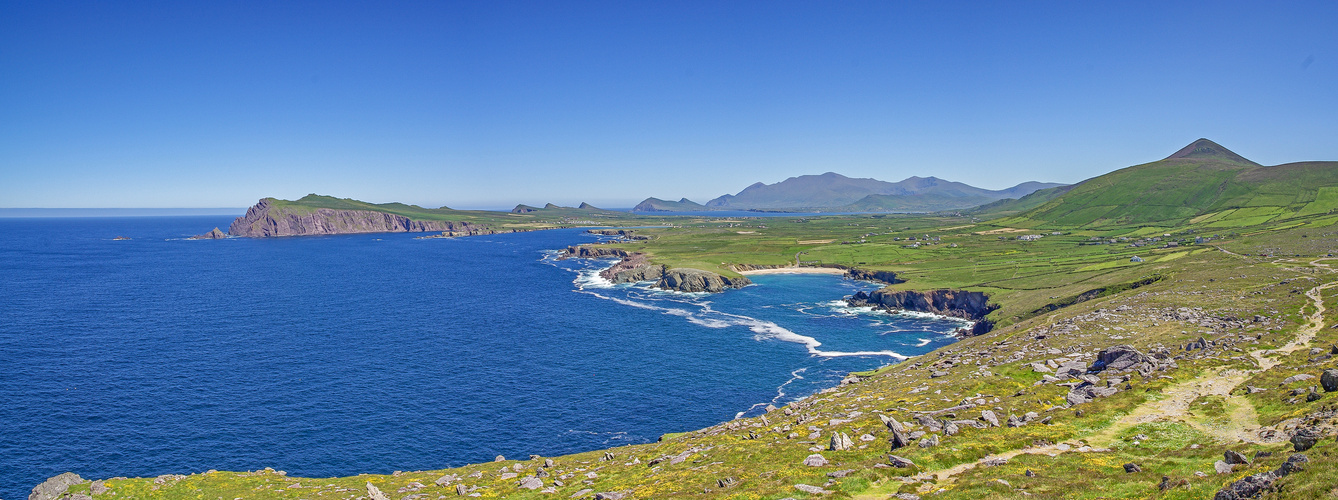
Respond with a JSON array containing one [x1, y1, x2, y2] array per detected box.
[[632, 173, 1064, 212]]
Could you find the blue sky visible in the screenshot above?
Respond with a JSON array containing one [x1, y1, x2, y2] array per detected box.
[[2, 1, 1335, 209]]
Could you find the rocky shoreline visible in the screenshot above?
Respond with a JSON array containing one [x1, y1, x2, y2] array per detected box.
[[560, 245, 752, 293], [847, 288, 998, 335], [227, 198, 500, 238]]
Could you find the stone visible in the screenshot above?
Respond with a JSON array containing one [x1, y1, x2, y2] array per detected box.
[[518, 476, 543, 490], [981, 410, 1000, 427], [495, 455, 506, 462], [1306, 391, 1322, 402], [1291, 428, 1320, 451], [717, 477, 737, 488], [943, 421, 959, 436], [803, 454, 829, 467], [1322, 369, 1338, 392], [826, 469, 854, 478], [90, 481, 108, 495], [545, 459, 555, 467], [1091, 345, 1155, 372], [189, 227, 227, 239], [1224, 450, 1251, 465], [570, 489, 593, 499], [794, 484, 832, 495], [859, 433, 876, 442], [594, 492, 625, 500], [1124, 462, 1141, 473], [1214, 461, 1234, 474], [456, 484, 469, 495], [366, 482, 391, 500], [1030, 363, 1052, 373], [888, 455, 916, 468], [1282, 374, 1315, 385], [829, 432, 854, 451], [981, 457, 1008, 467], [29, 473, 85, 500], [1006, 414, 1024, 427], [917, 434, 940, 448]]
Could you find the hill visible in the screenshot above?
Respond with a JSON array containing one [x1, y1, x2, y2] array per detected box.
[[999, 139, 1338, 229], [697, 172, 1063, 212], [631, 197, 708, 212]]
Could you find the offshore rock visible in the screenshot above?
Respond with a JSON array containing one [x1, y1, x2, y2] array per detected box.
[[189, 227, 227, 239], [229, 198, 494, 237], [568, 248, 752, 292]]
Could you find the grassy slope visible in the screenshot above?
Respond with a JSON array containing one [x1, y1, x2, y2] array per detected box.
[[76, 156, 1338, 498]]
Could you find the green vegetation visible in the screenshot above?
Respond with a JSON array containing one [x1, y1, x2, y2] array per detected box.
[[70, 142, 1338, 499]]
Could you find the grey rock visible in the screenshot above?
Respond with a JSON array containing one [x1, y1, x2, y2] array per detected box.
[[366, 482, 391, 500], [1291, 428, 1320, 451], [90, 481, 108, 495], [981, 410, 1000, 427], [189, 227, 227, 239], [1282, 374, 1315, 385], [1124, 462, 1142, 473], [942, 421, 959, 436], [29, 472, 85, 500], [1091, 345, 1155, 372], [594, 492, 626, 500], [456, 484, 469, 496], [1224, 450, 1251, 465], [794, 484, 832, 495], [518, 476, 543, 490], [570, 489, 593, 499], [826, 470, 854, 478], [888, 455, 916, 468], [917, 434, 940, 448], [1214, 460, 1235, 474], [1006, 414, 1024, 427], [717, 476, 737, 488], [803, 454, 829, 467], [829, 432, 854, 451], [1322, 369, 1338, 392]]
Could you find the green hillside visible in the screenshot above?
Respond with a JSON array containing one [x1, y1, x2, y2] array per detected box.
[[1001, 139, 1338, 229]]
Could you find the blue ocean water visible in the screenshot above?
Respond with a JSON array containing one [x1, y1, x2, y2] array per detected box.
[[0, 217, 965, 498]]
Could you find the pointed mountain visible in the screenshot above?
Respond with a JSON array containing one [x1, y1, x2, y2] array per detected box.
[[578, 202, 598, 209], [1014, 140, 1336, 227], [631, 197, 709, 212], [1164, 138, 1258, 165], [511, 204, 539, 214], [544, 203, 566, 209]]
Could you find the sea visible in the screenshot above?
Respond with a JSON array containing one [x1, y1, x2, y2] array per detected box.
[[0, 216, 967, 498]]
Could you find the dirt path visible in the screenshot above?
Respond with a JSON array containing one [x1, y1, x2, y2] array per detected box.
[[882, 268, 1338, 493]]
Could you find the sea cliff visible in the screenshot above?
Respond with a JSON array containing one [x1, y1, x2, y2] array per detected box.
[[228, 198, 497, 237], [561, 245, 751, 293], [848, 288, 997, 334]]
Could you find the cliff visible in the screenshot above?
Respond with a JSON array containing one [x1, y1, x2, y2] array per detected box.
[[845, 268, 904, 285], [848, 288, 997, 334], [563, 245, 751, 293], [228, 199, 494, 238]]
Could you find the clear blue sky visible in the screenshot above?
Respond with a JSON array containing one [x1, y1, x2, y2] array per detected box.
[[2, 1, 1335, 209]]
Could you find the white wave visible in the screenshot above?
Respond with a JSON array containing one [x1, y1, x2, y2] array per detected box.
[[915, 338, 932, 347], [736, 367, 809, 419]]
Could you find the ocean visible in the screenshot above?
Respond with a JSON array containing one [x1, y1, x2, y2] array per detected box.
[[0, 216, 966, 497]]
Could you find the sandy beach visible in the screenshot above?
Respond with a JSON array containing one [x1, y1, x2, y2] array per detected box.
[[738, 266, 846, 276]]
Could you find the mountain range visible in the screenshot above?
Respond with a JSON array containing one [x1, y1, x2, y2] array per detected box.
[[633, 173, 1066, 212]]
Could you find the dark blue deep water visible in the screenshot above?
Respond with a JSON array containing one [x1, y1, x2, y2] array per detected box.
[[0, 217, 965, 498]]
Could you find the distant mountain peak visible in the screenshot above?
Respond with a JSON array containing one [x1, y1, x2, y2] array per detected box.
[[1165, 138, 1258, 165]]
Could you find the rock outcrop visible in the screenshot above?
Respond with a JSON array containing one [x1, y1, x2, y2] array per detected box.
[[29, 472, 86, 500], [189, 227, 227, 239], [848, 288, 997, 334], [563, 245, 751, 293], [228, 198, 495, 237], [845, 268, 904, 285]]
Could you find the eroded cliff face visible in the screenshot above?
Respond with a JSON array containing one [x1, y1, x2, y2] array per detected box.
[[227, 199, 494, 237], [844, 268, 904, 285], [848, 288, 997, 334], [563, 245, 751, 293]]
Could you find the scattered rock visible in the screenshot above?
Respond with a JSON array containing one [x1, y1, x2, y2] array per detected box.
[[366, 482, 391, 500], [570, 489, 593, 499], [518, 476, 543, 490], [456, 484, 469, 496], [1291, 428, 1320, 451], [1282, 374, 1315, 385], [594, 492, 626, 500], [803, 454, 829, 467], [829, 432, 854, 451], [1322, 369, 1338, 392], [794, 484, 832, 495], [981, 410, 1001, 427], [1123, 462, 1141, 473], [1224, 450, 1251, 465], [981, 457, 1008, 467], [887, 455, 916, 468], [717, 477, 737, 488], [1213, 454, 1308, 500], [29, 472, 85, 500], [1214, 461, 1235, 475]]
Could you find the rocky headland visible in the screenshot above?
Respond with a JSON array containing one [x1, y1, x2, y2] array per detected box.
[[562, 245, 752, 293], [227, 198, 498, 238], [848, 288, 998, 334]]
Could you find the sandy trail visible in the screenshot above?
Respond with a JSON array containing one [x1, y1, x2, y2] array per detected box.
[[894, 263, 1338, 491]]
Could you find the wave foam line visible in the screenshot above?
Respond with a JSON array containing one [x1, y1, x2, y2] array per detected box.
[[736, 367, 809, 419]]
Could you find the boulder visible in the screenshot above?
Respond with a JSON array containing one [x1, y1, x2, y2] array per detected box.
[[1322, 369, 1338, 392], [1224, 450, 1251, 465], [1282, 374, 1316, 385], [803, 454, 829, 467], [366, 482, 391, 500], [518, 476, 543, 490], [917, 434, 940, 448], [981, 410, 1001, 427], [794, 484, 832, 495], [829, 432, 854, 451], [1291, 428, 1320, 452], [1213, 454, 1308, 500], [1090, 345, 1154, 372], [29, 473, 86, 500], [1123, 462, 1141, 473], [887, 455, 916, 468], [1214, 461, 1235, 474]]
